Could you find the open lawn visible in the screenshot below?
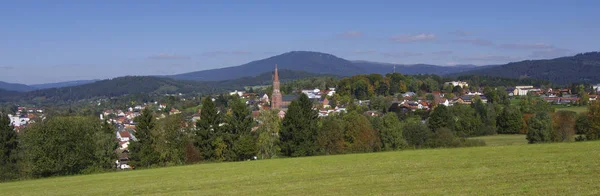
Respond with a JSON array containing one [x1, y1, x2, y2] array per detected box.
[[554, 105, 588, 114], [1, 142, 600, 195], [470, 134, 527, 146]]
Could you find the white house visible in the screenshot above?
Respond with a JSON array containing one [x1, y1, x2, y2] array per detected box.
[[593, 84, 600, 92], [444, 81, 469, 88], [301, 88, 322, 99], [514, 86, 540, 96], [229, 90, 245, 97], [8, 114, 29, 127], [440, 99, 450, 107], [466, 92, 483, 96]]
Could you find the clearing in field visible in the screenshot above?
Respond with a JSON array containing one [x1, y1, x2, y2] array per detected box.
[[554, 105, 588, 114], [1, 142, 599, 195], [470, 134, 527, 146]]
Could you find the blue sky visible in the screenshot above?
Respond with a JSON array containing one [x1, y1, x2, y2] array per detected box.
[[1, 0, 599, 84]]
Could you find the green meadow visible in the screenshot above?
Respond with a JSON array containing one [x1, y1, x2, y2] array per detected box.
[[554, 105, 588, 114], [1, 141, 599, 195]]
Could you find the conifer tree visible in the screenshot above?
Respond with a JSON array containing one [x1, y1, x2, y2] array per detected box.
[[280, 94, 318, 157], [0, 113, 18, 181]]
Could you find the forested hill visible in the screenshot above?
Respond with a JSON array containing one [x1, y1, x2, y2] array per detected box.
[[0, 81, 37, 92], [3, 76, 216, 103], [0, 70, 332, 104], [169, 51, 483, 81], [170, 51, 363, 81], [351, 61, 483, 76], [451, 52, 600, 84]]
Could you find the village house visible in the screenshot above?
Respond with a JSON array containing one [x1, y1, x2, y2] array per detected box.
[[513, 86, 541, 96], [444, 81, 469, 88], [229, 90, 245, 97]]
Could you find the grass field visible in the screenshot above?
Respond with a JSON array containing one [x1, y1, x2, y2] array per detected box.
[[470, 134, 528, 146], [554, 105, 588, 114], [2, 142, 600, 195]]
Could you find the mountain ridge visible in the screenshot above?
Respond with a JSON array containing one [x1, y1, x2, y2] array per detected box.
[[450, 52, 600, 84]]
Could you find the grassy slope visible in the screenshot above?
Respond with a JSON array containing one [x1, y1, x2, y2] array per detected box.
[[471, 134, 527, 146], [2, 142, 600, 195], [554, 106, 588, 114]]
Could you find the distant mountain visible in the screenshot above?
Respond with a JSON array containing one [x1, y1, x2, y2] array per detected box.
[[216, 69, 337, 87], [351, 61, 483, 75], [0, 81, 36, 92], [171, 51, 363, 81], [30, 80, 99, 89], [8, 76, 217, 103], [450, 52, 600, 84], [170, 51, 485, 81], [1, 70, 331, 104]]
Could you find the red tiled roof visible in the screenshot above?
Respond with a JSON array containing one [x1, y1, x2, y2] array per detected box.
[[119, 131, 131, 138]]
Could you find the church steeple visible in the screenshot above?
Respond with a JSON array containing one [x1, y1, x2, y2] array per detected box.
[[271, 64, 283, 109], [274, 64, 279, 83]]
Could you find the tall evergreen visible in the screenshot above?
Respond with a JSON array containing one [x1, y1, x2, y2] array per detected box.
[[129, 108, 159, 168], [228, 96, 256, 161], [280, 93, 318, 157], [196, 96, 222, 160], [0, 113, 18, 181]]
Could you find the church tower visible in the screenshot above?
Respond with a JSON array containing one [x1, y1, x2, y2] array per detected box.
[[271, 65, 283, 109]]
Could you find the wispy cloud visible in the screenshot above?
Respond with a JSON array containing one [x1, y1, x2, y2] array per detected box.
[[148, 53, 190, 60], [499, 43, 554, 50], [338, 31, 363, 38], [449, 30, 472, 37], [381, 51, 423, 57], [390, 33, 437, 43], [454, 38, 494, 46], [0, 66, 14, 70], [432, 50, 453, 55], [529, 48, 571, 58]]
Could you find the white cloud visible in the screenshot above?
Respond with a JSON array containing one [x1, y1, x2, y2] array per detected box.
[[390, 33, 437, 43], [338, 31, 363, 38], [148, 53, 190, 60]]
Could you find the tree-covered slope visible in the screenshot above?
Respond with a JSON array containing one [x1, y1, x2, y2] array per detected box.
[[451, 52, 600, 84], [0, 81, 36, 92]]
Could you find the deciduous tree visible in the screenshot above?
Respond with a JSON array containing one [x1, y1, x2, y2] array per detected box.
[[526, 112, 553, 144]]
